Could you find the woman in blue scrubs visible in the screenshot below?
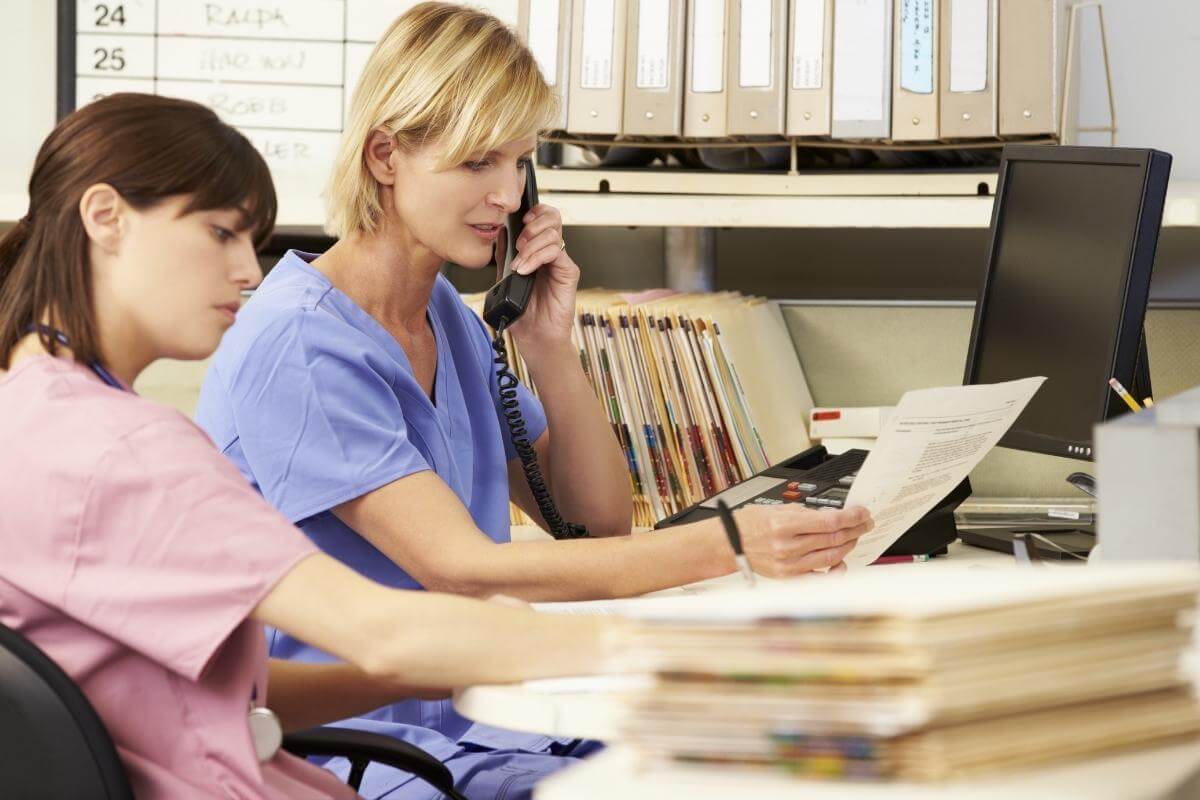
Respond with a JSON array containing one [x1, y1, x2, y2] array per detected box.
[[195, 3, 873, 798]]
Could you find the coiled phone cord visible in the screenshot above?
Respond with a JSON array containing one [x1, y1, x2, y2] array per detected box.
[[491, 326, 589, 540]]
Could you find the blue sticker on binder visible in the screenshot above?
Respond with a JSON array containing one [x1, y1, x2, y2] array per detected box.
[[900, 0, 934, 94]]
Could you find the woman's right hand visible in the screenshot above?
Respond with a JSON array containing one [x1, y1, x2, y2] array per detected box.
[[732, 504, 874, 578]]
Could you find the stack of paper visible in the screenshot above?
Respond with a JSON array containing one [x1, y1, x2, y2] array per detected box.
[[599, 566, 1200, 781], [464, 289, 815, 528]]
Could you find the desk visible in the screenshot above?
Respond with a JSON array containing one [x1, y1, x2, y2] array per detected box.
[[534, 743, 1200, 800], [455, 541, 1200, 798], [455, 541, 1014, 741]]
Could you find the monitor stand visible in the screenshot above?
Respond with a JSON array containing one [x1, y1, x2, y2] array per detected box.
[[958, 328, 1153, 561]]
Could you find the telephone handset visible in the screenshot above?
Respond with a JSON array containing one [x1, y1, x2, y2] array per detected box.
[[482, 163, 588, 540], [482, 165, 538, 331]]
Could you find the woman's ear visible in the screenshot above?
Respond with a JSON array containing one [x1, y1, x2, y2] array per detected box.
[[364, 128, 398, 186], [78, 183, 124, 255]]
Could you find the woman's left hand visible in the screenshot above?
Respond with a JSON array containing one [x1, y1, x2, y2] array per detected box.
[[507, 203, 579, 348]]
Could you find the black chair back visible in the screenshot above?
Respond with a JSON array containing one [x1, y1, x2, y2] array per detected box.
[[0, 622, 134, 799]]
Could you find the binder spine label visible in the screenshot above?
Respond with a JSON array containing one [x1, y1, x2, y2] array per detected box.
[[636, 0, 671, 89], [738, 0, 773, 88], [528, 0, 562, 86], [792, 0, 826, 90], [899, 0, 934, 94], [949, 0, 988, 92], [690, 0, 726, 93], [581, 0, 616, 89]]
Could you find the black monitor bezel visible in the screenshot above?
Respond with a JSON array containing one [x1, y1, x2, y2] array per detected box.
[[962, 144, 1170, 461]]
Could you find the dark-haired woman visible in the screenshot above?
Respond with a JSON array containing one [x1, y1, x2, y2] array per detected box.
[[0, 92, 618, 799]]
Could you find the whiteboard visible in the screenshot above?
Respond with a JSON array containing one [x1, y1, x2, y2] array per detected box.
[[64, 0, 516, 230]]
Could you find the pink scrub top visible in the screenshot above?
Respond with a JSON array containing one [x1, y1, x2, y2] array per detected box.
[[0, 356, 358, 800]]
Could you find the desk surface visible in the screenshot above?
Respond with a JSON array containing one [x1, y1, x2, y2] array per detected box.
[[454, 541, 1015, 741], [533, 743, 1200, 800]]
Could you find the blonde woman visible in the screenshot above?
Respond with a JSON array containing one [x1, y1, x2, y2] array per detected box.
[[196, 4, 872, 797]]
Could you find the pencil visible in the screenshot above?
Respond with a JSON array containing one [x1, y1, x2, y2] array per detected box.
[[1108, 378, 1143, 413]]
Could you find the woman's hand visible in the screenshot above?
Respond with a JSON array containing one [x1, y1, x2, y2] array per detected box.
[[506, 202, 579, 349], [733, 505, 874, 578]]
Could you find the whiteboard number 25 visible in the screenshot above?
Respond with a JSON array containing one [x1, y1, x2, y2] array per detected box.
[[93, 47, 126, 72]]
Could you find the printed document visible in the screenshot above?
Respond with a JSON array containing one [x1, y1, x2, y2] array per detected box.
[[843, 377, 1045, 568]]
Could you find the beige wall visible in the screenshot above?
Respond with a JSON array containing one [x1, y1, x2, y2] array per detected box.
[[784, 304, 1200, 497]]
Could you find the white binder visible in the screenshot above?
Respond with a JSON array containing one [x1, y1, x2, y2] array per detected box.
[[939, 0, 998, 138], [624, 0, 686, 135], [567, 0, 628, 134], [831, 0, 894, 140], [786, 0, 834, 136], [726, 0, 788, 135], [520, 0, 573, 131], [891, 0, 940, 141], [998, 0, 1071, 137], [683, 0, 729, 137]]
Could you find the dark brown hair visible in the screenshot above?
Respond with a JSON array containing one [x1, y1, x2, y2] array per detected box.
[[0, 93, 277, 369]]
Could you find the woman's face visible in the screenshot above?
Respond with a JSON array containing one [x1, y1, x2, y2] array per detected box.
[[102, 195, 263, 361], [387, 135, 537, 270]]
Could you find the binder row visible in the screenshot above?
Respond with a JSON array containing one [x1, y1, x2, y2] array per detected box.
[[519, 0, 1070, 141], [465, 290, 815, 530]]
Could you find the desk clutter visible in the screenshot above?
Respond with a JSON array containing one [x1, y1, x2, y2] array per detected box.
[[464, 289, 815, 528], [591, 566, 1200, 782]]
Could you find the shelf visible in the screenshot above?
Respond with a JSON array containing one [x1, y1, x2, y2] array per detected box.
[[543, 192, 997, 229], [537, 170, 1200, 229], [6, 179, 1200, 233]]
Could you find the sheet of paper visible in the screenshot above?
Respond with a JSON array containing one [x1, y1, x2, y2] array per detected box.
[[842, 377, 1045, 568]]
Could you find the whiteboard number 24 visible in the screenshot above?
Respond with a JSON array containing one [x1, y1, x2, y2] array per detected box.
[[94, 4, 127, 27]]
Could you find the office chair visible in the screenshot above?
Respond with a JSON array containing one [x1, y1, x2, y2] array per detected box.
[[0, 622, 468, 800]]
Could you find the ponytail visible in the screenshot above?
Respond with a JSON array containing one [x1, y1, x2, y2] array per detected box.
[[0, 216, 32, 292]]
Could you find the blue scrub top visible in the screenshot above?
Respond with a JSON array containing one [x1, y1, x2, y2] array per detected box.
[[195, 250, 556, 761]]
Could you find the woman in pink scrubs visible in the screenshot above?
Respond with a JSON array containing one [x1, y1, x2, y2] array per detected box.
[[0, 93, 616, 799]]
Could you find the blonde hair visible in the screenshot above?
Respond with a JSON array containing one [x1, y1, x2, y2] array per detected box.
[[326, 2, 556, 238]]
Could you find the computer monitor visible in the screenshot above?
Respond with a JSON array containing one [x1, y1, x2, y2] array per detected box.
[[963, 145, 1172, 462]]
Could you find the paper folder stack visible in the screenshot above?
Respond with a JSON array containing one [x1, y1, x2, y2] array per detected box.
[[607, 566, 1200, 781], [464, 289, 814, 528]]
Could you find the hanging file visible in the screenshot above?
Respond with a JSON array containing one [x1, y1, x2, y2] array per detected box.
[[568, 0, 628, 134], [683, 0, 729, 137], [786, 0, 834, 136], [998, 0, 1070, 137], [624, 0, 686, 135], [939, 0, 997, 138], [519, 0, 573, 130], [831, 0, 894, 139], [891, 0, 939, 140]]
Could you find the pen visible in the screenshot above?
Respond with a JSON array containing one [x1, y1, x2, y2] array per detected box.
[[870, 554, 931, 565], [1107, 378, 1143, 413], [716, 500, 756, 587]]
